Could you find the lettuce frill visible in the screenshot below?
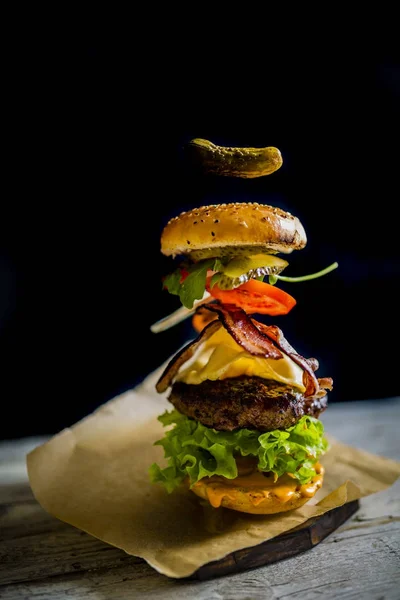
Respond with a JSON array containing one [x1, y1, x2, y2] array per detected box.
[[150, 410, 328, 493]]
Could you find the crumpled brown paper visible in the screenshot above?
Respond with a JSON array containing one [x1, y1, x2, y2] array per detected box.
[[27, 366, 400, 579]]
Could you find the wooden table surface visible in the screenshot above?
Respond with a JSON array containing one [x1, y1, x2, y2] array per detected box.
[[1, 398, 399, 600]]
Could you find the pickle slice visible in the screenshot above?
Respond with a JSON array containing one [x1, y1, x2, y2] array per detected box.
[[216, 254, 288, 290]]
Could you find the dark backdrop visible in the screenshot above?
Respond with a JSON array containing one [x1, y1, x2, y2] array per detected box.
[[2, 39, 399, 439]]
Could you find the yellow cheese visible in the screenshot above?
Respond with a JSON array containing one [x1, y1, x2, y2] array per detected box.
[[176, 327, 306, 391]]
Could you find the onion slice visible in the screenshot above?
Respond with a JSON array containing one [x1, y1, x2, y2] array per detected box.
[[150, 292, 212, 333]]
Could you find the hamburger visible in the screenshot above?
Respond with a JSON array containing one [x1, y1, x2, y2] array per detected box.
[[150, 202, 334, 514]]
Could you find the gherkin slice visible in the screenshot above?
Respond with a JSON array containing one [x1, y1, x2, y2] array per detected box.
[[216, 254, 288, 290]]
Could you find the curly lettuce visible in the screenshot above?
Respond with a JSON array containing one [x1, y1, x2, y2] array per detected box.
[[149, 410, 328, 493]]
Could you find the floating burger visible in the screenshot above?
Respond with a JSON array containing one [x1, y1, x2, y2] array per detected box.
[[149, 202, 337, 514]]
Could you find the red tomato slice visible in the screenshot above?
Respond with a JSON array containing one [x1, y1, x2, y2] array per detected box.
[[206, 278, 296, 315]]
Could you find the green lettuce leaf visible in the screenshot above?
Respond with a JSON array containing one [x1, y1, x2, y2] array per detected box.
[[162, 270, 182, 296], [162, 258, 225, 309], [149, 410, 328, 493]]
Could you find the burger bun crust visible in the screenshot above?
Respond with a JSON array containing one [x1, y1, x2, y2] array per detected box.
[[161, 202, 307, 258], [189, 465, 324, 515]]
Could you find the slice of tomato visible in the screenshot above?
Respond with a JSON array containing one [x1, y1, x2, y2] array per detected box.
[[206, 278, 296, 315]]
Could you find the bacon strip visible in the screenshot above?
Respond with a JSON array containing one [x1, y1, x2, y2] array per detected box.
[[318, 377, 334, 391], [303, 378, 333, 414], [156, 320, 222, 393], [253, 321, 320, 396], [202, 303, 283, 359]]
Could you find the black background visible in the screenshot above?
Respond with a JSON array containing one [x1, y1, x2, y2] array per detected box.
[[2, 36, 400, 439]]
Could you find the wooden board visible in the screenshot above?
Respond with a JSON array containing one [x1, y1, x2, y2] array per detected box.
[[193, 500, 360, 580]]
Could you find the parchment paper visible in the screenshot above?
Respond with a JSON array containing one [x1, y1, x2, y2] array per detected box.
[[27, 366, 400, 578]]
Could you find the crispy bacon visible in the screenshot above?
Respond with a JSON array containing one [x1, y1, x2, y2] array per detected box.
[[253, 321, 320, 396], [302, 377, 333, 415], [202, 303, 283, 359], [156, 320, 221, 393], [318, 377, 334, 391]]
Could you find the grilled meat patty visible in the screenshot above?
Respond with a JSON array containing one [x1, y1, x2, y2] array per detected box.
[[168, 376, 327, 432]]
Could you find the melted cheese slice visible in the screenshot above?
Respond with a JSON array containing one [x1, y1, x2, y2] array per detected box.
[[176, 327, 306, 392]]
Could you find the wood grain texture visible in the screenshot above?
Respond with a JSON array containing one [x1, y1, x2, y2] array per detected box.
[[1, 398, 399, 599], [192, 501, 360, 580]]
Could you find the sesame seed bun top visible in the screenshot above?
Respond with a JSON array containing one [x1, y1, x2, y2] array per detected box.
[[161, 202, 307, 259]]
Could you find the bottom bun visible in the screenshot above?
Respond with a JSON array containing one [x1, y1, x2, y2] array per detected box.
[[190, 463, 324, 515]]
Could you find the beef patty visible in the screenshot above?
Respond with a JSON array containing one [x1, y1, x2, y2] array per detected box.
[[168, 376, 327, 432]]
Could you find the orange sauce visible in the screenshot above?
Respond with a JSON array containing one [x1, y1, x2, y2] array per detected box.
[[193, 463, 324, 508]]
